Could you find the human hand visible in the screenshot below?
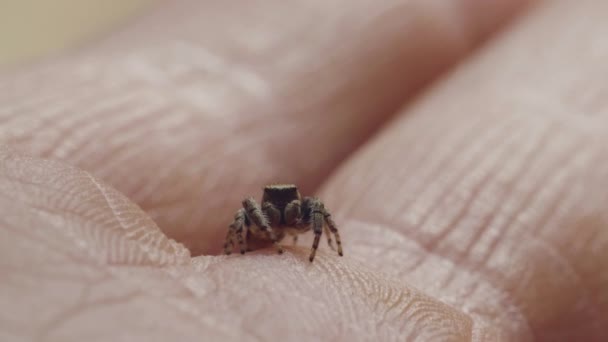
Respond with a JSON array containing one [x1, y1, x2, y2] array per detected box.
[[1, 0, 606, 341]]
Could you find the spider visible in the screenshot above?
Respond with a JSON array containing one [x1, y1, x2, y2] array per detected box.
[[223, 184, 343, 262]]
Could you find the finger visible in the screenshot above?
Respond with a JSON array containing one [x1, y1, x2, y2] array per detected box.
[[0, 147, 190, 266], [320, 1, 608, 340], [0, 0, 533, 255], [0, 148, 497, 341]]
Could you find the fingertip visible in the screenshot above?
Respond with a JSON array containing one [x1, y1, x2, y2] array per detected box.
[[0, 151, 191, 266]]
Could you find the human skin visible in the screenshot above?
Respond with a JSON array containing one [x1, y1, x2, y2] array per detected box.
[[1, 0, 607, 341]]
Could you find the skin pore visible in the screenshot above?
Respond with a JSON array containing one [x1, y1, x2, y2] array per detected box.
[[1, 0, 607, 341]]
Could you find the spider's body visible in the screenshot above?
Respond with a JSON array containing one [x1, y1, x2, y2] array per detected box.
[[224, 184, 343, 262], [262, 184, 301, 225]]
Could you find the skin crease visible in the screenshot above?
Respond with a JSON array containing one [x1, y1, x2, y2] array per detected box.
[[1, 0, 608, 341]]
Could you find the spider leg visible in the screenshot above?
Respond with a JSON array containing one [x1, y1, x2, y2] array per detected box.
[[235, 223, 248, 255], [306, 198, 326, 262], [323, 208, 343, 257], [284, 199, 302, 247], [284, 200, 301, 226], [226, 208, 248, 254], [243, 198, 284, 254], [323, 225, 336, 251], [302, 197, 343, 261], [262, 201, 281, 226], [223, 229, 235, 255]]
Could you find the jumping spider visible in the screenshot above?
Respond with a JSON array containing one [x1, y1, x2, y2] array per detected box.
[[224, 184, 343, 262]]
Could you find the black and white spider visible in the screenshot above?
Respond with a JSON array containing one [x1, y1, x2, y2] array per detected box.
[[224, 184, 343, 262]]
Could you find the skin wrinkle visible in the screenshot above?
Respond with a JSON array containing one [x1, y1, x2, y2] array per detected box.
[[0, 150, 190, 266], [438, 122, 556, 289], [210, 256, 368, 340], [128, 116, 281, 235], [39, 94, 143, 159], [0, 85, 101, 139], [230, 248, 472, 340], [1, 208, 238, 340], [466, 137, 587, 294], [318, 258, 362, 336], [290, 253, 474, 339], [337, 115, 518, 276], [336, 116, 445, 222], [540, 160, 608, 270], [87, 113, 184, 194], [0, 204, 106, 289], [114, 49, 264, 114], [22, 202, 159, 265], [344, 216, 531, 339], [466, 131, 572, 270], [514, 161, 606, 335], [387, 116, 490, 224], [63, 97, 168, 164], [531, 141, 597, 238], [318, 119, 600, 340], [2, 65, 141, 120], [536, 134, 597, 262], [338, 109, 478, 221], [418, 118, 523, 256], [323, 114, 605, 338], [345, 113, 514, 233]]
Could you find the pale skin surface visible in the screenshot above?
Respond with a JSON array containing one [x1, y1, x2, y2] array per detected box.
[[1, 0, 608, 341]]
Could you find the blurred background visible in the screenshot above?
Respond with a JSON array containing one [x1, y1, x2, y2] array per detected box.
[[0, 0, 153, 67]]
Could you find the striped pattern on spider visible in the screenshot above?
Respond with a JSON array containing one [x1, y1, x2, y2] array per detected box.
[[224, 184, 343, 262]]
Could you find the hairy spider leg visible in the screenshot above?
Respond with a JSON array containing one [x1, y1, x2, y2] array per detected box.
[[223, 229, 235, 254], [225, 208, 248, 254], [303, 197, 343, 261], [306, 198, 326, 262], [323, 209, 343, 256], [243, 197, 284, 254], [283, 199, 302, 246], [323, 224, 335, 251], [284, 200, 302, 225]]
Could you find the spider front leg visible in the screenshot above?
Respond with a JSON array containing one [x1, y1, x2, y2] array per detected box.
[[243, 198, 284, 254], [225, 208, 248, 255], [323, 225, 334, 251], [305, 198, 326, 262], [284, 200, 301, 225], [304, 197, 343, 262], [223, 229, 234, 254], [284, 199, 302, 246], [262, 201, 281, 226], [323, 208, 343, 256]]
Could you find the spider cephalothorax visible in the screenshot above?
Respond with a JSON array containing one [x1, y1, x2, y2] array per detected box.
[[224, 184, 343, 262]]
